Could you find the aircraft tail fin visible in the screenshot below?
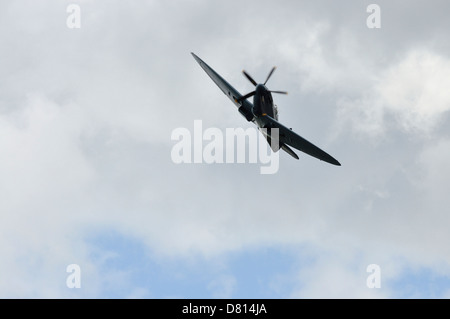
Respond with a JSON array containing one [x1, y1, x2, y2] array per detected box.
[[258, 128, 281, 152]]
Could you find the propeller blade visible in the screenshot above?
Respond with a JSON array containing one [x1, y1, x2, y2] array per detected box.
[[242, 70, 257, 86], [236, 91, 256, 103], [264, 66, 277, 85], [269, 90, 288, 95]]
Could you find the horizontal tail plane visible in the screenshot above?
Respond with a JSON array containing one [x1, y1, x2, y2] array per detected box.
[[281, 144, 299, 160]]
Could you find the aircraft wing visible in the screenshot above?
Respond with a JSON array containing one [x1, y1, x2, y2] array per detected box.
[[191, 52, 254, 122], [262, 115, 341, 166]]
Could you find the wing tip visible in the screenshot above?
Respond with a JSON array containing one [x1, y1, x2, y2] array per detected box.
[[191, 52, 202, 64], [328, 158, 341, 166]]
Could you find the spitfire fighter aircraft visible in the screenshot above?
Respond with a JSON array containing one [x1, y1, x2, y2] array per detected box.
[[191, 52, 341, 166]]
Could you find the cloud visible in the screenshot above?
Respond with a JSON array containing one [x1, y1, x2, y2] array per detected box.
[[378, 50, 450, 132], [337, 50, 450, 138], [1, 0, 450, 298], [291, 254, 389, 298]]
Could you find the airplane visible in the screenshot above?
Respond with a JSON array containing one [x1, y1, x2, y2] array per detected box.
[[191, 52, 341, 166]]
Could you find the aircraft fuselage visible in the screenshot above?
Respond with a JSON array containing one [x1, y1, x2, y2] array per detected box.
[[252, 84, 276, 120]]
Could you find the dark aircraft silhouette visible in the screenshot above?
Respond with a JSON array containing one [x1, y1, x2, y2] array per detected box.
[[191, 53, 341, 166]]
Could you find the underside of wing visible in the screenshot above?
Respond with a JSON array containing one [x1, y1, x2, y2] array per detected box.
[[191, 52, 254, 122], [262, 115, 341, 166]]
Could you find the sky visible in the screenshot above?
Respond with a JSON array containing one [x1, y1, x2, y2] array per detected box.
[[1, 0, 450, 298]]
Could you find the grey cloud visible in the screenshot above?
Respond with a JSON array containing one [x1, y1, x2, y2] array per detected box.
[[1, 0, 450, 297]]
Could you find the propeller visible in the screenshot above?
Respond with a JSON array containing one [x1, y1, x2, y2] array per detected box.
[[269, 90, 288, 95], [242, 70, 257, 86], [238, 67, 288, 103], [264, 66, 276, 85], [237, 91, 256, 102]]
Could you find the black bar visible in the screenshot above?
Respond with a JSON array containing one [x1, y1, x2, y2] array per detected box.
[[0, 299, 445, 317]]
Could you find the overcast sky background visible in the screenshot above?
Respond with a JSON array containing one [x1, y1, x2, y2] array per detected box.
[[1, 0, 450, 298]]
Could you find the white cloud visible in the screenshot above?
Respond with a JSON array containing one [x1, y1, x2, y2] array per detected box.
[[337, 50, 450, 137], [1, 0, 450, 298], [291, 257, 388, 298], [378, 50, 450, 132]]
